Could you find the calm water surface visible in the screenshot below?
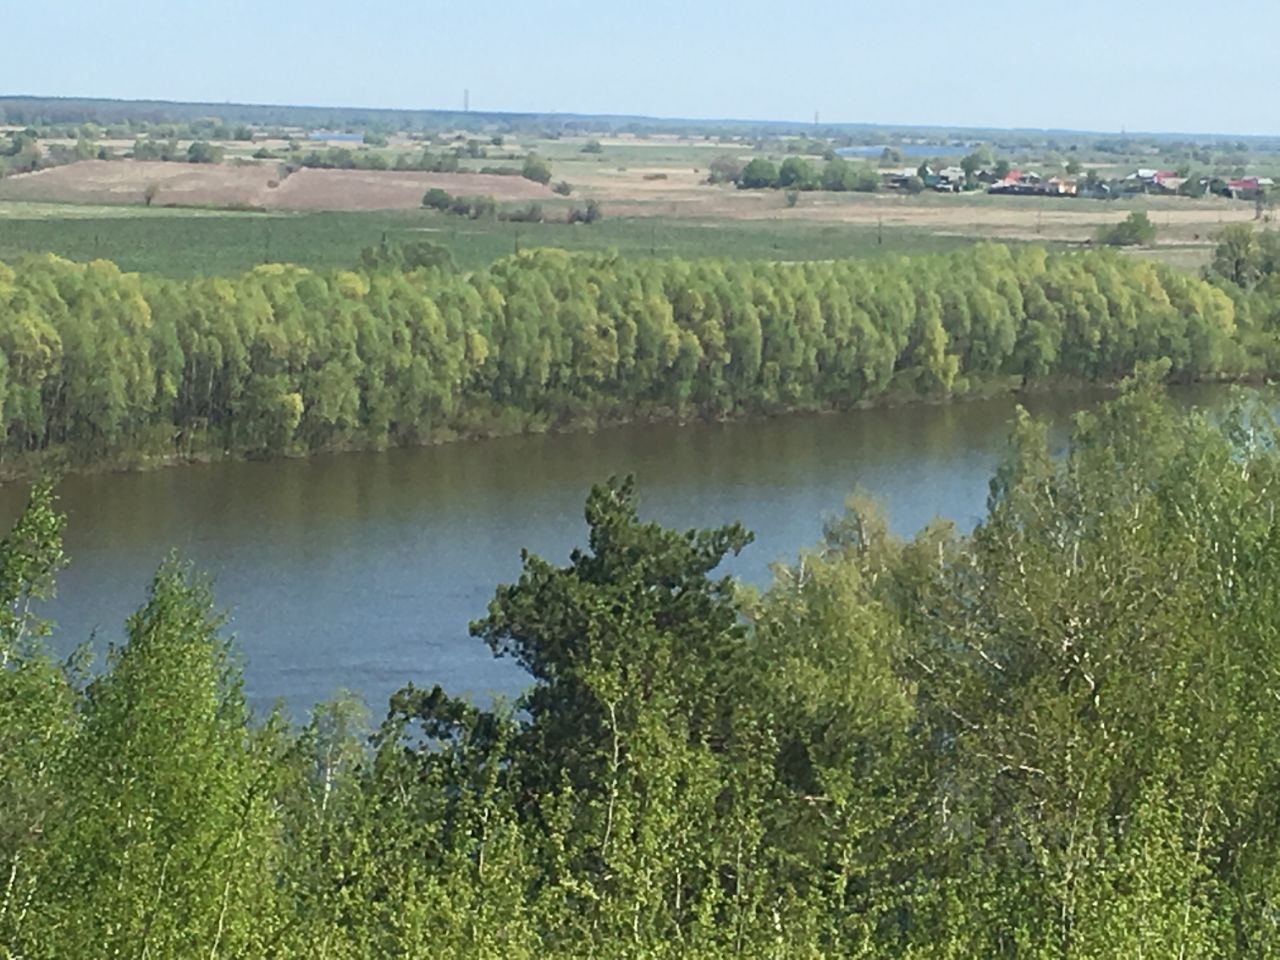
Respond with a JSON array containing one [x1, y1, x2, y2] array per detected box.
[[0, 386, 1235, 717]]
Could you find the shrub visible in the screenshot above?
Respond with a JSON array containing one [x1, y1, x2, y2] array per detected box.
[[186, 141, 223, 164], [522, 153, 552, 185], [708, 153, 745, 185], [1098, 211, 1157, 247], [422, 188, 453, 211], [502, 203, 545, 223], [568, 199, 604, 224]]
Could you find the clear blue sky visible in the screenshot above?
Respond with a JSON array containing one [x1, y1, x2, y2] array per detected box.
[[3, 0, 1274, 135]]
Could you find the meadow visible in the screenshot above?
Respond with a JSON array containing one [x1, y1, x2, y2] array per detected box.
[[0, 201, 975, 275]]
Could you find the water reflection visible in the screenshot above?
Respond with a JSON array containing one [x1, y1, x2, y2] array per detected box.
[[0, 385, 1236, 717]]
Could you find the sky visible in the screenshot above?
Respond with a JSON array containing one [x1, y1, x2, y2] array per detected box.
[[3, 0, 1275, 136]]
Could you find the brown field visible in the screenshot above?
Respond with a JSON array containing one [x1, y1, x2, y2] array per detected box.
[[0, 160, 276, 207], [267, 168, 553, 209], [576, 166, 1257, 240], [0, 160, 555, 210], [564, 164, 1258, 271]]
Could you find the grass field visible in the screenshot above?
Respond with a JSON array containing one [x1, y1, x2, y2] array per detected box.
[[0, 203, 978, 275]]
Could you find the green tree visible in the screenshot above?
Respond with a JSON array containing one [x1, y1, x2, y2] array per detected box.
[[707, 153, 745, 185], [777, 156, 818, 190], [960, 143, 996, 183], [521, 153, 553, 184], [822, 156, 878, 192], [422, 187, 453, 210], [879, 146, 903, 166], [31, 560, 284, 957], [1210, 223, 1271, 287], [738, 156, 779, 189], [186, 140, 224, 164], [1098, 210, 1157, 246]]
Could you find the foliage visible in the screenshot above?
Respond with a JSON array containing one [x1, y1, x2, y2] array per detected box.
[[880, 146, 903, 166], [581, 139, 604, 154], [568, 199, 604, 224], [422, 187, 453, 211], [736, 155, 875, 193], [9, 384, 1280, 954], [522, 153, 553, 185], [1098, 210, 1157, 247], [186, 141, 225, 164], [502, 202, 546, 224], [420, 193, 499, 220], [357, 238, 457, 273], [0, 244, 1255, 469], [821, 156, 879, 192], [1209, 224, 1280, 288], [777, 156, 818, 190], [707, 153, 745, 185], [299, 146, 461, 173], [961, 143, 996, 182], [738, 156, 779, 189]]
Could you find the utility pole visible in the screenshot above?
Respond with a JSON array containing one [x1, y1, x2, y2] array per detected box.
[[877, 215, 883, 246]]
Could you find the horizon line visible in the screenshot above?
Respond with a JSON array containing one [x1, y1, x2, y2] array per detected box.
[[2, 92, 1276, 143]]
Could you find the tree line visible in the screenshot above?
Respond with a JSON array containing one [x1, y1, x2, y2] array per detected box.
[[1, 129, 111, 177], [0, 241, 1268, 471], [711, 153, 881, 192], [6, 376, 1280, 954]]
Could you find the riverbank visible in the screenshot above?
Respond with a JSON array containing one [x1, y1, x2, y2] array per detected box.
[[3, 368, 1264, 485], [0, 371, 1138, 483]]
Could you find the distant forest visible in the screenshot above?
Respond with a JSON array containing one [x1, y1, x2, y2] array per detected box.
[[5, 95, 1280, 149]]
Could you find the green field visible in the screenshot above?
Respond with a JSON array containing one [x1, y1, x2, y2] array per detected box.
[[0, 202, 977, 275]]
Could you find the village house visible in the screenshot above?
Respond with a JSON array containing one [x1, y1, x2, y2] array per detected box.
[[1226, 176, 1274, 199], [1124, 169, 1184, 194], [987, 170, 1065, 196]]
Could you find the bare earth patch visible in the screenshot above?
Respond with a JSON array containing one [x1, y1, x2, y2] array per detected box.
[[264, 168, 553, 210], [0, 160, 276, 207]]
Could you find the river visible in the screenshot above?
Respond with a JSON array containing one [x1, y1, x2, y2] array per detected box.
[[0, 385, 1238, 718]]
